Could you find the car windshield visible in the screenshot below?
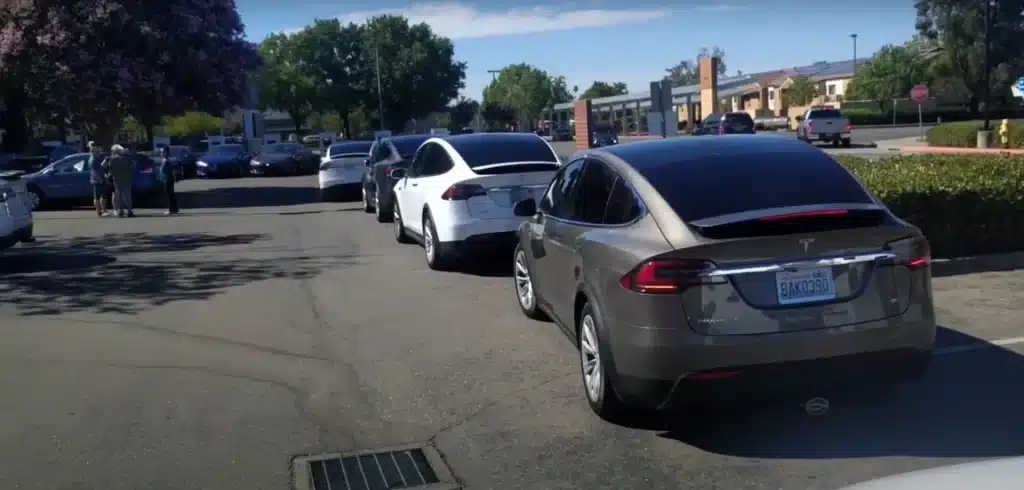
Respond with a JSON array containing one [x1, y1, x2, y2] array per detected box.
[[641, 150, 874, 222], [263, 143, 301, 154], [328, 142, 372, 157], [209, 144, 243, 155], [807, 109, 844, 119]]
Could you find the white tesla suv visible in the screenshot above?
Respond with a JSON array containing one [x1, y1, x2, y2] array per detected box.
[[390, 132, 561, 270], [318, 140, 374, 201]]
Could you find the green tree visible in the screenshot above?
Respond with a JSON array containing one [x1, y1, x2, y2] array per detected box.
[[915, 0, 1024, 114], [579, 81, 628, 100], [482, 64, 571, 127], [361, 15, 466, 132], [481, 102, 516, 129], [846, 44, 933, 112], [292, 19, 367, 139], [259, 33, 317, 134], [164, 112, 225, 137], [449, 97, 479, 129], [783, 77, 820, 106], [664, 46, 727, 87]]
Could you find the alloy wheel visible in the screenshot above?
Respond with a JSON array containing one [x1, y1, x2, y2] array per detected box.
[[424, 218, 435, 263], [28, 190, 41, 211], [393, 206, 402, 237], [580, 315, 603, 402], [514, 250, 534, 310]]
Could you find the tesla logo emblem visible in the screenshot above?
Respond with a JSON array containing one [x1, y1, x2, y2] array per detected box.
[[799, 238, 815, 252], [804, 396, 830, 416]]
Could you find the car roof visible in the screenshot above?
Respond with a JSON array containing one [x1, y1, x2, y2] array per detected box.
[[597, 134, 820, 173], [387, 134, 434, 144], [441, 132, 547, 154]]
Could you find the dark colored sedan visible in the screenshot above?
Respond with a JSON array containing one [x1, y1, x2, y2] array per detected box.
[[196, 144, 250, 178], [590, 125, 618, 147], [361, 134, 433, 222], [249, 142, 319, 176], [510, 135, 935, 422], [692, 112, 756, 136]]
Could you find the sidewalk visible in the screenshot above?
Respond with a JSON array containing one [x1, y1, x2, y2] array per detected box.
[[873, 136, 1024, 155]]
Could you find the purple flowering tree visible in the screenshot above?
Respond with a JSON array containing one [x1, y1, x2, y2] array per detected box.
[[0, 0, 261, 148]]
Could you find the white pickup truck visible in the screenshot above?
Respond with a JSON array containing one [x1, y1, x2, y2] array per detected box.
[[797, 107, 852, 147]]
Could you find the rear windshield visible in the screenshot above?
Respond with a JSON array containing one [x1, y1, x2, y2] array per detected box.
[[643, 151, 873, 222], [391, 137, 432, 156], [724, 113, 754, 126], [807, 109, 844, 119], [460, 140, 559, 171], [328, 142, 372, 157]]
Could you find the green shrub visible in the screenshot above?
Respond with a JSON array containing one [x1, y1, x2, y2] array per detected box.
[[925, 120, 1023, 148], [834, 154, 1024, 258]]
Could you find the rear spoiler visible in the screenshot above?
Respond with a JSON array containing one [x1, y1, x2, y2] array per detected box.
[[688, 203, 886, 228], [471, 161, 560, 171]]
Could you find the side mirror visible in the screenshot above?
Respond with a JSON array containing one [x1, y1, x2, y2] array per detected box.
[[388, 168, 406, 179], [513, 198, 537, 217]]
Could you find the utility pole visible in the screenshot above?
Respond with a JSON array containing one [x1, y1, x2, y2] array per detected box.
[[487, 69, 500, 82], [375, 45, 385, 131], [982, 0, 992, 131], [850, 34, 858, 74]]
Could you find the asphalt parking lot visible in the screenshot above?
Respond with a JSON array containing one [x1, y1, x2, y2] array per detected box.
[[2, 175, 1024, 490]]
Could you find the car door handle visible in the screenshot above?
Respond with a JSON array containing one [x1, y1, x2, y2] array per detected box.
[[410, 183, 418, 187]]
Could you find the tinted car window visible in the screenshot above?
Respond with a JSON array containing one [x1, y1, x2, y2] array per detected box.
[[641, 151, 874, 222], [328, 142, 373, 157], [417, 143, 453, 176], [457, 139, 558, 169], [807, 109, 844, 119], [725, 112, 754, 126], [603, 178, 641, 225], [545, 159, 585, 220], [571, 160, 618, 224], [391, 137, 431, 157]]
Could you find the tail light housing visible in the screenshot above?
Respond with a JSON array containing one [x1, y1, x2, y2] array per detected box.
[[807, 122, 814, 133], [846, 123, 852, 133], [442, 183, 486, 201], [620, 259, 726, 294], [884, 236, 931, 269], [758, 209, 849, 222], [717, 124, 725, 135]]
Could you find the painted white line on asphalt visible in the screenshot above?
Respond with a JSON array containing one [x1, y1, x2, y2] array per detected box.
[[935, 336, 1024, 356]]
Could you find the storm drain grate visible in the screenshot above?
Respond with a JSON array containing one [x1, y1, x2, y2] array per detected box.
[[294, 445, 460, 490]]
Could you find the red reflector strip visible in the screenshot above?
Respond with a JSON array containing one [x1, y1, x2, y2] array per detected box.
[[908, 257, 930, 268], [688, 371, 742, 380], [758, 209, 848, 222]]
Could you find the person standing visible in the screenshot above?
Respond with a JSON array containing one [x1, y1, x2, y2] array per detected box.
[[87, 142, 110, 217], [107, 145, 135, 217], [156, 146, 179, 215]]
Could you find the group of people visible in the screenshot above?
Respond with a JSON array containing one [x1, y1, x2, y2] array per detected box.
[[87, 142, 180, 217]]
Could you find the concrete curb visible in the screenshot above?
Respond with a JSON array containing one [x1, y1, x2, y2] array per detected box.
[[899, 146, 1024, 155], [931, 251, 1024, 277]]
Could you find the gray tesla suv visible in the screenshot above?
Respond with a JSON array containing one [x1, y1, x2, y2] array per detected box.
[[510, 135, 936, 421]]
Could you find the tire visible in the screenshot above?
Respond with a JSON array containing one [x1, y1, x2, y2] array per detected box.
[[832, 138, 840, 147], [27, 186, 45, 211], [319, 188, 333, 203], [423, 211, 456, 271], [578, 302, 626, 421], [392, 199, 413, 244], [513, 243, 548, 320], [361, 188, 374, 213], [375, 192, 391, 223], [842, 138, 852, 148]]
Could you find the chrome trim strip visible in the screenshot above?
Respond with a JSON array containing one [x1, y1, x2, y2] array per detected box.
[[705, 252, 896, 276]]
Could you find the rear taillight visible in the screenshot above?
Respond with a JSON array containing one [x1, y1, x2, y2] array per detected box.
[[717, 125, 725, 135], [619, 259, 725, 294], [885, 236, 931, 270], [758, 210, 848, 222], [846, 123, 852, 133], [441, 183, 486, 201], [807, 122, 814, 133]]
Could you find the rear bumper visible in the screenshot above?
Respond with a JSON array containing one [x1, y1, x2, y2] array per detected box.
[[608, 313, 936, 408], [437, 208, 524, 243], [812, 132, 852, 141]]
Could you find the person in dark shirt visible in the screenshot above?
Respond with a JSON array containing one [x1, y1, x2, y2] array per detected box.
[[86, 142, 110, 217], [156, 146, 179, 215]]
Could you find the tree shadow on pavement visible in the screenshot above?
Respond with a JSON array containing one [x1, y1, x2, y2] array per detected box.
[[179, 185, 319, 209], [0, 232, 361, 316], [649, 327, 1024, 460]]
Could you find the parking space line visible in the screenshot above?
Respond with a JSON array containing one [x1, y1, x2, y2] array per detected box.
[[935, 336, 1024, 356]]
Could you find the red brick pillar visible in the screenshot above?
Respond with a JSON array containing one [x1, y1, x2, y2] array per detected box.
[[574, 100, 593, 151]]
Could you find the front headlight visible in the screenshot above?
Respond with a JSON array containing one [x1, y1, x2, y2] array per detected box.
[[197, 161, 208, 167], [250, 159, 259, 166]]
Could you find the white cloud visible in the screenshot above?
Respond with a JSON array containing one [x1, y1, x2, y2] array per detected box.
[[333, 3, 672, 40]]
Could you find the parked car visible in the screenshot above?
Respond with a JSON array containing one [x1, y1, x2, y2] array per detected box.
[[318, 140, 374, 201], [839, 457, 1024, 489], [249, 142, 319, 176], [797, 107, 852, 147], [508, 135, 935, 422], [692, 111, 756, 135], [0, 170, 34, 251], [390, 132, 561, 270], [552, 127, 573, 141], [196, 144, 250, 178], [590, 125, 618, 147], [361, 134, 434, 222], [24, 153, 160, 210]]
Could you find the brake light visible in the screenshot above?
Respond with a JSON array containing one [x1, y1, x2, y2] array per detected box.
[[808, 122, 814, 133], [619, 259, 725, 294], [846, 123, 852, 133], [758, 209, 848, 222], [441, 183, 486, 201], [383, 166, 391, 175], [717, 125, 725, 135], [885, 236, 931, 270]]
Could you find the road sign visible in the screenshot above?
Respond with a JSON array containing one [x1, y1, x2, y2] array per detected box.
[[911, 84, 929, 104], [1013, 77, 1024, 98]]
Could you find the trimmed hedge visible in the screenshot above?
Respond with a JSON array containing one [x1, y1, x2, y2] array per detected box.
[[926, 120, 1024, 148], [843, 107, 1024, 127], [835, 154, 1024, 258]]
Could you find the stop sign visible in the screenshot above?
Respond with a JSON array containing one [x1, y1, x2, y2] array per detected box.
[[911, 84, 929, 103]]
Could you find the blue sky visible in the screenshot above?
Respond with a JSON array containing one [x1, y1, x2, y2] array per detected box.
[[238, 1, 918, 101]]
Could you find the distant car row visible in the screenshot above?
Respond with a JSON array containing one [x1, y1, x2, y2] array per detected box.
[[319, 131, 937, 423]]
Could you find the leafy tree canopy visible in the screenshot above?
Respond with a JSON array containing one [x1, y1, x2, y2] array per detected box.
[[482, 64, 572, 123], [846, 44, 933, 106], [579, 81, 628, 100], [665, 46, 727, 87], [783, 77, 820, 107]]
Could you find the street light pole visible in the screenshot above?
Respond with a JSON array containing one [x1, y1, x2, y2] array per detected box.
[[850, 34, 858, 74], [375, 45, 385, 131], [982, 0, 991, 131]]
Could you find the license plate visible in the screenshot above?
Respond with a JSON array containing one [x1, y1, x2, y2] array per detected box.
[[776, 267, 835, 305]]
